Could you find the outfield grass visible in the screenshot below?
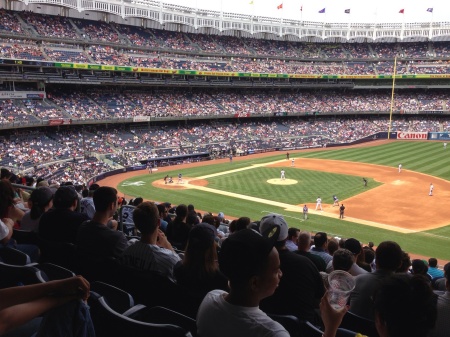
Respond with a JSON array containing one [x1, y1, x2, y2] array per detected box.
[[118, 141, 450, 261]]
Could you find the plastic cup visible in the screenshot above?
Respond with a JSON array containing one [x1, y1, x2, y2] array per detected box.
[[327, 270, 355, 311]]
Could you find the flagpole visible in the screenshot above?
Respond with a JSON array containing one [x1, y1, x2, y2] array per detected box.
[[388, 55, 398, 139]]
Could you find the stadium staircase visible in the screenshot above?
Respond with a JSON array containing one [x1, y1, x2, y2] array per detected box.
[[14, 12, 39, 36], [68, 18, 89, 40]]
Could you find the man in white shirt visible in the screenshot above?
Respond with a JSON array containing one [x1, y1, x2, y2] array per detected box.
[[197, 228, 289, 337]]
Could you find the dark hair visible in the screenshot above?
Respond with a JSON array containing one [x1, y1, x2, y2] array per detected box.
[[0, 180, 15, 217], [93, 186, 117, 212], [411, 259, 429, 276], [54, 186, 78, 209], [235, 217, 251, 231], [373, 274, 437, 337], [327, 238, 339, 256], [133, 197, 144, 206], [332, 248, 354, 272], [363, 247, 375, 264], [29, 187, 53, 220], [133, 202, 159, 235], [287, 227, 300, 240], [428, 258, 438, 268], [157, 203, 166, 216], [396, 251, 412, 273], [175, 204, 188, 219], [375, 241, 402, 271], [183, 225, 218, 278], [314, 232, 328, 248]]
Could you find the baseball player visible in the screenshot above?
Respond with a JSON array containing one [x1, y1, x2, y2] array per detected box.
[[315, 197, 323, 211], [429, 183, 434, 196], [280, 169, 285, 180], [303, 205, 308, 220], [178, 173, 183, 184], [444, 142, 447, 149], [398, 163, 402, 173], [333, 195, 339, 206], [363, 177, 368, 187], [291, 158, 295, 167], [339, 204, 345, 219]]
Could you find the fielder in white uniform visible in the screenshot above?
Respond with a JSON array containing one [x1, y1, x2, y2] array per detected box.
[[429, 183, 434, 196], [398, 163, 402, 173], [280, 169, 285, 180], [291, 158, 295, 167], [315, 197, 323, 211]]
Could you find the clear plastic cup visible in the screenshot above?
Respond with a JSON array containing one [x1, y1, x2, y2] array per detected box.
[[327, 270, 355, 311]]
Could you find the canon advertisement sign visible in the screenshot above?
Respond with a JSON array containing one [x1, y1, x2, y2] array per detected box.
[[397, 132, 428, 140]]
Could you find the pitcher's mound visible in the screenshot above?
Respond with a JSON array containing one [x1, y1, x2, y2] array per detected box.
[[267, 178, 298, 185]]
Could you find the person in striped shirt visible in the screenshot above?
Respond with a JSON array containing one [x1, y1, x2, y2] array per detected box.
[[121, 202, 181, 281]]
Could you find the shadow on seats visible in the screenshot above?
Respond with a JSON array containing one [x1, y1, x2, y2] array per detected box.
[[0, 262, 46, 288], [89, 292, 193, 337], [340, 311, 379, 337], [0, 247, 31, 265], [37, 236, 76, 271]]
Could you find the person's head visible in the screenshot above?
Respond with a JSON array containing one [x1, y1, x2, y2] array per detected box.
[[363, 247, 375, 265], [235, 217, 251, 232], [298, 231, 312, 251], [428, 258, 438, 268], [396, 251, 412, 273], [53, 185, 78, 210], [444, 262, 450, 290], [175, 204, 188, 220], [332, 248, 354, 272], [0, 180, 16, 217], [157, 204, 167, 219], [327, 238, 339, 256], [183, 224, 219, 275], [314, 232, 328, 249], [259, 214, 289, 249], [373, 274, 437, 337], [132, 197, 144, 206], [187, 204, 195, 212], [287, 228, 300, 244], [201, 214, 215, 226], [375, 241, 402, 271], [219, 228, 282, 301], [93, 186, 118, 214], [411, 259, 429, 276], [28, 187, 54, 220], [344, 238, 362, 259], [133, 202, 159, 236]]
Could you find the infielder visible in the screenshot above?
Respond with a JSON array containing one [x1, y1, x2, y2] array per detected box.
[[333, 195, 339, 206], [444, 142, 447, 149], [178, 173, 183, 184], [280, 169, 286, 180], [291, 158, 295, 167], [398, 163, 402, 173], [315, 197, 323, 211], [303, 205, 308, 220], [429, 183, 434, 196]]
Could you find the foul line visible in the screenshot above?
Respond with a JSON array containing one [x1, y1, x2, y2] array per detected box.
[[186, 160, 417, 234]]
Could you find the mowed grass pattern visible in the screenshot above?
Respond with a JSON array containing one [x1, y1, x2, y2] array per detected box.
[[119, 141, 450, 261]]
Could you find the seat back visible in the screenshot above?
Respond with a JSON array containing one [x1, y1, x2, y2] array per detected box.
[[267, 314, 301, 337], [340, 311, 379, 337], [0, 262, 46, 288], [37, 236, 77, 270], [12, 229, 39, 245], [0, 247, 31, 265], [299, 321, 323, 337], [89, 292, 192, 337], [36, 263, 76, 281], [74, 246, 120, 282], [91, 281, 135, 314], [119, 205, 136, 236]]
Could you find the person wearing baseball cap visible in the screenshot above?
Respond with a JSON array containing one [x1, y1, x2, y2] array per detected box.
[[197, 227, 289, 337], [259, 213, 325, 325]]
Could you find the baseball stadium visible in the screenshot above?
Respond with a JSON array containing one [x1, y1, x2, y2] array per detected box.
[[1, 0, 450, 335]]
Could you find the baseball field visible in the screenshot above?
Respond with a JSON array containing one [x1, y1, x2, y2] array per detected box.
[[100, 140, 450, 262]]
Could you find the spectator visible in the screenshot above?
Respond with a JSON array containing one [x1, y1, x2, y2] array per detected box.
[[350, 241, 403, 320], [428, 258, 444, 280], [310, 232, 333, 265], [285, 227, 300, 251], [76, 186, 128, 259], [196, 228, 289, 337], [79, 183, 99, 219], [430, 262, 450, 337], [259, 214, 325, 324], [20, 187, 54, 232], [166, 204, 190, 250], [121, 202, 180, 281], [296, 231, 326, 272], [39, 185, 89, 244], [331, 248, 354, 273]]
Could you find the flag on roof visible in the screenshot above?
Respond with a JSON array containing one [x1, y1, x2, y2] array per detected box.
[[300, 5, 303, 12], [318, 8, 325, 13], [399, 9, 404, 14], [344, 9, 350, 14], [426, 8, 433, 13], [277, 3, 283, 9]]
